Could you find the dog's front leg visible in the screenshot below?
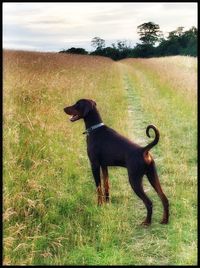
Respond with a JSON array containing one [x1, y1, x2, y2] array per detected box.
[[102, 166, 110, 203], [91, 165, 103, 206]]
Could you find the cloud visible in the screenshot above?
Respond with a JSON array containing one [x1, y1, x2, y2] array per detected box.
[[3, 3, 197, 52], [29, 19, 66, 25]]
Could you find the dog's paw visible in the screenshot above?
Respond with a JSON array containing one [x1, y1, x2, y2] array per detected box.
[[140, 220, 151, 227], [160, 218, 168, 224]]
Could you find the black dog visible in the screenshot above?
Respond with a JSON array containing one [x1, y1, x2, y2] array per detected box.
[[64, 99, 169, 225]]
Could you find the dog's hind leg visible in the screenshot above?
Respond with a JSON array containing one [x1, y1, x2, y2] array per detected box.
[[101, 166, 110, 203], [146, 161, 169, 224], [128, 167, 153, 226]]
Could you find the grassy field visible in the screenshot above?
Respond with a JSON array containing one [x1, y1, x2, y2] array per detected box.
[[3, 51, 197, 265]]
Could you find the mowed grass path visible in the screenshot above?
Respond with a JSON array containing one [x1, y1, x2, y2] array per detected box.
[[118, 57, 197, 265], [3, 51, 197, 265]]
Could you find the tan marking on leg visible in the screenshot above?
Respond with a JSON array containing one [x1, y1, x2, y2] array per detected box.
[[102, 168, 110, 203], [143, 152, 153, 165], [104, 177, 109, 193], [97, 185, 104, 205]]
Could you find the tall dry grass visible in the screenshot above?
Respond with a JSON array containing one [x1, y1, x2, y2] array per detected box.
[[3, 50, 128, 265], [120, 56, 197, 99]]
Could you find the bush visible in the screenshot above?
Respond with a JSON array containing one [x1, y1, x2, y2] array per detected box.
[[59, 47, 88, 55]]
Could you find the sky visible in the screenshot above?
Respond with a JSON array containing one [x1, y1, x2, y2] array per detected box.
[[3, 2, 198, 52]]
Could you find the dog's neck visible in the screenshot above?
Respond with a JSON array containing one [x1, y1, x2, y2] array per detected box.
[[83, 108, 103, 129]]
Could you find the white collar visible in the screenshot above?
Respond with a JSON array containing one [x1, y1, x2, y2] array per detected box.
[[83, 123, 104, 135]]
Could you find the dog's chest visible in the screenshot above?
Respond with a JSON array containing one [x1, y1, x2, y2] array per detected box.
[[86, 135, 99, 151]]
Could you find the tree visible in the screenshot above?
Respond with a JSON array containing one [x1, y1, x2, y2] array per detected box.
[[168, 27, 184, 40], [156, 26, 197, 57], [91, 37, 105, 50], [116, 40, 129, 51], [131, 43, 156, 58], [137, 22, 162, 46], [91, 46, 120, 60]]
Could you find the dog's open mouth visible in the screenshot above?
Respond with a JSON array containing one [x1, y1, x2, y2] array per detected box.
[[70, 114, 80, 122], [64, 107, 80, 122]]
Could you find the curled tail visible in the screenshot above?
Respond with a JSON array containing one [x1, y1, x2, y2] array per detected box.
[[143, 125, 160, 152]]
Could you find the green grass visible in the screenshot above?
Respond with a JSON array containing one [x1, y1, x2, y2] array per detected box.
[[3, 51, 197, 265], [118, 59, 197, 265]]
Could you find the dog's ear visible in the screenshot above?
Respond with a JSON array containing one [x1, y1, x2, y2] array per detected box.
[[91, 100, 96, 106]]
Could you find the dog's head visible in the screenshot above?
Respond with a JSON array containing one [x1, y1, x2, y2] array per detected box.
[[64, 99, 96, 122]]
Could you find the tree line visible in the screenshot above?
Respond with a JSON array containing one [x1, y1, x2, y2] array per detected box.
[[59, 22, 197, 60]]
